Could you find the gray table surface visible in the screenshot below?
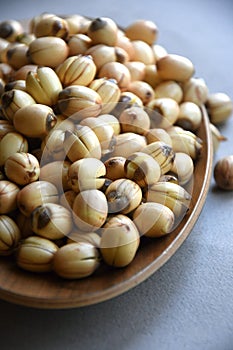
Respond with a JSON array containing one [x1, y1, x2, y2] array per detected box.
[[0, 1, 233, 349]]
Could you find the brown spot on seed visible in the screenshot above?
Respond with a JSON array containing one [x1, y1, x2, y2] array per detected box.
[[36, 206, 51, 230], [89, 18, 106, 31]]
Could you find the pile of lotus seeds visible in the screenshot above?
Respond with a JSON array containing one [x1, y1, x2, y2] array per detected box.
[[0, 14, 232, 279]]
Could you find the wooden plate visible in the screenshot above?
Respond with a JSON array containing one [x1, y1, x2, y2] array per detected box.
[[0, 103, 213, 308]]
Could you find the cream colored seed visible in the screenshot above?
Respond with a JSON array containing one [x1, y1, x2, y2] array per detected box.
[[87, 17, 118, 46], [0, 42, 18, 63], [170, 152, 194, 185], [0, 215, 21, 256], [127, 80, 155, 104], [68, 158, 106, 192], [4, 152, 40, 186], [57, 85, 102, 119], [119, 106, 151, 135], [29, 13, 55, 33], [1, 88, 36, 121], [40, 160, 71, 192], [176, 101, 202, 131], [26, 66, 63, 105], [168, 127, 203, 160], [5, 43, 31, 70], [41, 129, 67, 162], [28, 36, 69, 67], [32, 15, 69, 39], [112, 91, 143, 118], [124, 152, 161, 188], [206, 92, 233, 125], [86, 44, 129, 71], [13, 104, 57, 138], [124, 61, 145, 82], [0, 180, 20, 214], [146, 181, 192, 219], [67, 34, 92, 56], [154, 80, 183, 103], [157, 54, 194, 82], [64, 125, 101, 162], [145, 128, 172, 146], [131, 40, 155, 65], [62, 14, 91, 34], [17, 180, 59, 217], [125, 19, 158, 45], [152, 44, 168, 61], [133, 202, 175, 238], [105, 178, 142, 214], [146, 97, 180, 129], [182, 77, 209, 106], [97, 114, 121, 135], [89, 78, 121, 114], [80, 116, 115, 156], [53, 242, 100, 279], [104, 156, 126, 181], [143, 64, 163, 88], [31, 203, 73, 240], [0, 131, 28, 166], [56, 55, 96, 87], [72, 189, 108, 232], [100, 214, 140, 268], [98, 61, 131, 90], [0, 20, 24, 42], [112, 132, 147, 158], [16, 236, 58, 273], [142, 140, 175, 175]]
